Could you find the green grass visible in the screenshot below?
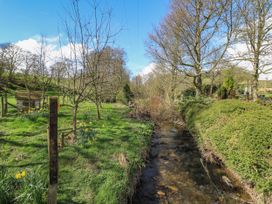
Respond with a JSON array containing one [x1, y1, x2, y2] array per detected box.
[[182, 99, 272, 194], [0, 97, 153, 203]]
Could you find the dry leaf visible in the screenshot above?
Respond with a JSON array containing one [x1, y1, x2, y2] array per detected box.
[[168, 185, 178, 192], [157, 191, 165, 196]]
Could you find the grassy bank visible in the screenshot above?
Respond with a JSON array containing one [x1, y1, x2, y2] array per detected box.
[[181, 99, 272, 195], [0, 97, 153, 203]]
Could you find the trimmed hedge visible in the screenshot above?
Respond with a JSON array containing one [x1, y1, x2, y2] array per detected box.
[[181, 99, 272, 194]]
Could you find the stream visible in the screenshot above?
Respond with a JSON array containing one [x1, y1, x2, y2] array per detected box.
[[132, 124, 253, 204]]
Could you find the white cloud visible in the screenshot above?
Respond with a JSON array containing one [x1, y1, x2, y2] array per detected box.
[[15, 35, 86, 69], [16, 38, 41, 54], [227, 42, 272, 80], [138, 62, 157, 76]]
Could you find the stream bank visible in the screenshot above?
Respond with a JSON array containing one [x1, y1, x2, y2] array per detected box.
[[132, 123, 253, 204]]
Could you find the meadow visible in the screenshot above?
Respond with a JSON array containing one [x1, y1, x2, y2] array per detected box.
[[0, 96, 153, 204]]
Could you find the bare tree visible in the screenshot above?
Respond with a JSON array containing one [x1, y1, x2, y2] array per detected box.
[[0, 44, 23, 114], [22, 51, 37, 110], [148, 0, 235, 96], [100, 47, 129, 102], [86, 47, 128, 113], [235, 0, 272, 101], [34, 36, 53, 108], [51, 61, 67, 102], [147, 19, 182, 102], [60, 0, 117, 138], [0, 44, 23, 81]]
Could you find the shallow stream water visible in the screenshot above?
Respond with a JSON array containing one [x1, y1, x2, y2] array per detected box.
[[132, 124, 253, 204]]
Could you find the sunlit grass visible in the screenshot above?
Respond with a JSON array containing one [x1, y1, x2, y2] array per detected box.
[[0, 96, 153, 203]]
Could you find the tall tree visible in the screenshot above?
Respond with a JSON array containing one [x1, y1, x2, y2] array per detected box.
[[61, 0, 117, 138], [35, 36, 53, 107], [22, 51, 40, 110], [148, 0, 235, 96], [0, 44, 23, 81], [236, 0, 272, 101]]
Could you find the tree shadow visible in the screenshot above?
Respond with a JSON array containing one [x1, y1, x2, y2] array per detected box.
[[58, 168, 87, 204], [175, 130, 249, 196], [1, 162, 46, 168], [0, 138, 47, 148], [71, 146, 98, 163]]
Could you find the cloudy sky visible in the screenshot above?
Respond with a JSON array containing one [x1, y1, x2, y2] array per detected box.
[[0, 0, 169, 76]]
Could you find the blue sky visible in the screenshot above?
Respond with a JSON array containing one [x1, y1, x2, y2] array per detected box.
[[0, 0, 170, 75]]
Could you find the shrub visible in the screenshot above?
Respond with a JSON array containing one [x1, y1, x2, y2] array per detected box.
[[217, 85, 228, 99], [217, 76, 236, 99], [203, 84, 218, 96], [116, 84, 134, 105], [123, 84, 134, 103], [182, 87, 196, 97]]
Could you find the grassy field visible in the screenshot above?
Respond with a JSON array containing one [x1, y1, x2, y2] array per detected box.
[[181, 99, 272, 196], [0, 96, 153, 203]]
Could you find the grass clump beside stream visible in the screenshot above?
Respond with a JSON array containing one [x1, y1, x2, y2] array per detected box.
[[0, 97, 153, 204], [181, 99, 272, 195]]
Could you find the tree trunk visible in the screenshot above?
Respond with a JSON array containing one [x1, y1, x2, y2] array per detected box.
[[42, 93, 46, 109], [4, 92, 7, 114], [95, 102, 101, 120], [28, 91, 31, 112], [252, 62, 259, 102], [1, 95, 4, 117], [252, 76, 258, 102], [209, 76, 215, 97], [194, 75, 202, 97], [72, 105, 78, 142], [62, 95, 65, 105], [171, 69, 177, 102]]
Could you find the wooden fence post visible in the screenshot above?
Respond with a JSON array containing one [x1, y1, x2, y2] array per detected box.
[[48, 97, 58, 204]]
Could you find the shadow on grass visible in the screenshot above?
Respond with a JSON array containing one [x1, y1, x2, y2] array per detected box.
[[0, 138, 47, 148], [72, 146, 97, 163], [58, 168, 88, 204], [0, 162, 46, 168], [58, 200, 84, 204]]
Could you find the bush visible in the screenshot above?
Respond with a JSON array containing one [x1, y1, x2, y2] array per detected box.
[[203, 84, 218, 96], [182, 87, 196, 97], [123, 84, 134, 103], [181, 99, 272, 195], [116, 84, 134, 105], [217, 85, 228, 99], [217, 76, 236, 99]]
